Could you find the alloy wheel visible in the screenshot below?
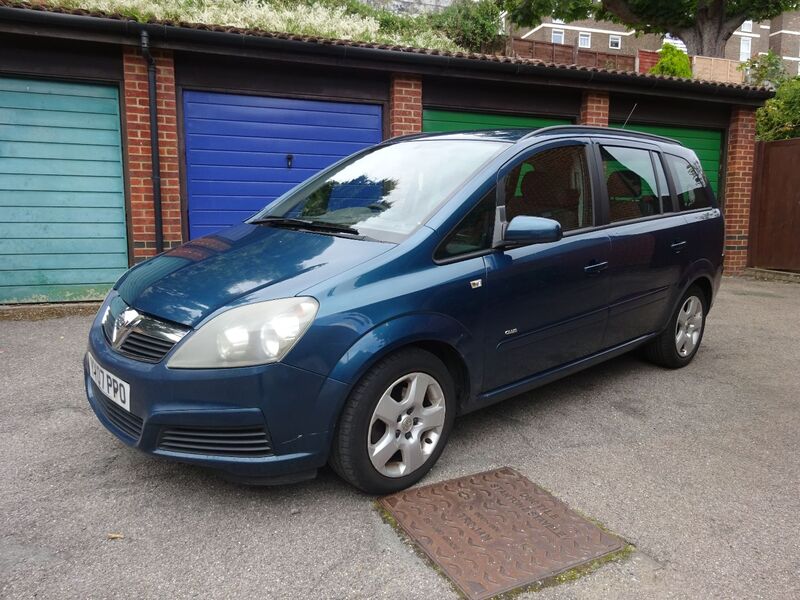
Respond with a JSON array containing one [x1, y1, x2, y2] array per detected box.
[[367, 372, 446, 478], [675, 295, 704, 357]]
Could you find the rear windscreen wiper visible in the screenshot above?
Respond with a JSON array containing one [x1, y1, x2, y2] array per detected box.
[[251, 216, 361, 237]]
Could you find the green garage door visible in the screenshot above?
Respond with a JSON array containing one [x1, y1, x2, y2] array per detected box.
[[423, 109, 570, 133], [0, 77, 128, 303], [611, 123, 723, 195]]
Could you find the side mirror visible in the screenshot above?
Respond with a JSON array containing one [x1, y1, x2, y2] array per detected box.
[[502, 216, 562, 247]]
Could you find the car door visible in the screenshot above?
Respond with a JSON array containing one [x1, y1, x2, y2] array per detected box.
[[595, 141, 690, 348], [482, 140, 611, 391], [662, 150, 724, 287]]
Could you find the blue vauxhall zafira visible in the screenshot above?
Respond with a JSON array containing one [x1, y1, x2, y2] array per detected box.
[[85, 126, 723, 494]]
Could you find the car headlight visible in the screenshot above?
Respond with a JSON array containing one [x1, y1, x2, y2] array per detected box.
[[166, 297, 318, 369]]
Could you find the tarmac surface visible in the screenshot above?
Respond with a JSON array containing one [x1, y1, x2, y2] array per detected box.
[[1, 276, 798, 599]]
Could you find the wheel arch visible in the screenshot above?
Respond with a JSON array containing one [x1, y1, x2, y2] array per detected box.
[[410, 340, 471, 415], [678, 268, 715, 312], [690, 275, 714, 308], [327, 313, 479, 417], [673, 257, 718, 312]]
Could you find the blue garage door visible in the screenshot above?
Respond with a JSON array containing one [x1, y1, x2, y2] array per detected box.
[[183, 91, 383, 239], [0, 76, 127, 303]]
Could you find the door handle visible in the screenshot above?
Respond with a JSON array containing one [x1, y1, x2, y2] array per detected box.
[[584, 260, 608, 275], [670, 240, 687, 253]]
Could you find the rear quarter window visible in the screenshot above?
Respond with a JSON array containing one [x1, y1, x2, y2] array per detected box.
[[665, 154, 713, 211]]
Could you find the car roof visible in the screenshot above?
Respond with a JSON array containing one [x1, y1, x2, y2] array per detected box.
[[394, 125, 685, 149]]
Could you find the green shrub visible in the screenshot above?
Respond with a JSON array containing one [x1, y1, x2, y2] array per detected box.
[[25, 0, 464, 51], [741, 49, 788, 88], [26, 0, 510, 54], [429, 0, 503, 53], [757, 77, 800, 141], [649, 43, 692, 79]]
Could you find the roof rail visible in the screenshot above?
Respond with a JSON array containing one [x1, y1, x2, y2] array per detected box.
[[522, 125, 684, 146]]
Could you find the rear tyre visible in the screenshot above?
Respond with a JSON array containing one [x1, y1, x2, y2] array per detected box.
[[330, 348, 456, 494], [644, 285, 708, 369]]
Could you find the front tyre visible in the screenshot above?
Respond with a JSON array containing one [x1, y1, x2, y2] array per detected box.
[[330, 348, 456, 494], [644, 285, 708, 369]]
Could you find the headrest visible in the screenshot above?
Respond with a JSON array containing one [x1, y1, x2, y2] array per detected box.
[[520, 170, 550, 199], [607, 170, 642, 197]]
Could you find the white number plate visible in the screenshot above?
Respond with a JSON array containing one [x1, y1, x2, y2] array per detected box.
[[87, 352, 131, 412]]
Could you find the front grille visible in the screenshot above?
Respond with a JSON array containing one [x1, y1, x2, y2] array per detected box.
[[158, 426, 273, 457], [119, 331, 176, 363], [101, 293, 188, 363], [95, 391, 144, 441]]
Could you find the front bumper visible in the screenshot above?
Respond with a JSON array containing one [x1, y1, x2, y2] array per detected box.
[[84, 309, 350, 480]]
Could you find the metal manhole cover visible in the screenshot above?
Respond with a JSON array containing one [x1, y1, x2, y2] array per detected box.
[[379, 467, 625, 600]]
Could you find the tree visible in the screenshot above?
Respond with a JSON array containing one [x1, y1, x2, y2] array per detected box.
[[503, 0, 800, 58], [649, 43, 693, 77], [740, 49, 788, 87], [756, 77, 800, 140]]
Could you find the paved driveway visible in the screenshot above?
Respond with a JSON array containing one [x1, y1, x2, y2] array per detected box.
[[1, 277, 798, 599]]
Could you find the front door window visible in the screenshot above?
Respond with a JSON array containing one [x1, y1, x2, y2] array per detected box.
[[504, 145, 593, 232]]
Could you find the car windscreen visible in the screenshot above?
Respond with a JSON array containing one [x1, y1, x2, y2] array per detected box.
[[252, 139, 508, 243]]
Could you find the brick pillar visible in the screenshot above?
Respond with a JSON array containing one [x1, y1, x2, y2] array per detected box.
[[122, 48, 182, 262], [579, 91, 609, 126], [389, 74, 422, 137], [722, 106, 757, 275]]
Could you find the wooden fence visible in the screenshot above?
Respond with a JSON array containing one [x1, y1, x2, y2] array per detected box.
[[749, 138, 800, 272], [511, 38, 636, 71]]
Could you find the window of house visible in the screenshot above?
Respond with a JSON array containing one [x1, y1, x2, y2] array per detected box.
[[609, 35, 622, 50], [436, 190, 495, 260], [578, 32, 592, 48], [552, 29, 565, 44], [741, 20, 753, 33], [552, 18, 565, 24], [739, 36, 752, 62], [504, 145, 592, 232], [600, 146, 661, 222], [665, 154, 712, 211]]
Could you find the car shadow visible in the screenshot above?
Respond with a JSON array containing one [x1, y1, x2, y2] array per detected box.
[[121, 351, 661, 502], [458, 351, 652, 424]]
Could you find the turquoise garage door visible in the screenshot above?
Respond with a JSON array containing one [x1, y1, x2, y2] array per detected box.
[[0, 77, 128, 303]]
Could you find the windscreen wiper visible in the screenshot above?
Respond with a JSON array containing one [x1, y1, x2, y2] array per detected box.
[[251, 216, 362, 237]]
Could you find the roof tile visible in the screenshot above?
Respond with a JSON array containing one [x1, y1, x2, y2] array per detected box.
[[0, 0, 771, 94]]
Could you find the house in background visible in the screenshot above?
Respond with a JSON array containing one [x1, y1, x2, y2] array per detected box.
[[769, 12, 800, 75], [514, 16, 783, 67]]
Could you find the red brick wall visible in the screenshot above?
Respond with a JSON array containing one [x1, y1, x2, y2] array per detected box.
[[723, 106, 757, 274], [122, 48, 181, 263], [637, 49, 660, 74], [389, 75, 422, 137], [579, 91, 609, 126]]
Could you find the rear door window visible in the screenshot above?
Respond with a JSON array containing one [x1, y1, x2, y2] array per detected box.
[[600, 145, 661, 222], [665, 154, 713, 211]]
